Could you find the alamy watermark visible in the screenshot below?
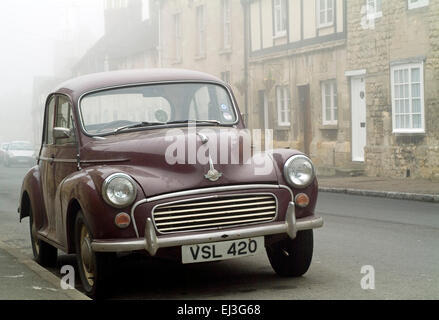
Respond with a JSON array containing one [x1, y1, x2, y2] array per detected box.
[[164, 128, 275, 176], [360, 265, 376, 290], [60, 265, 75, 290]]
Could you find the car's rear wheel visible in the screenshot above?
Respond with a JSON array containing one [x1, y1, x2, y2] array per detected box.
[[29, 207, 58, 267], [266, 230, 314, 277], [75, 211, 113, 299]]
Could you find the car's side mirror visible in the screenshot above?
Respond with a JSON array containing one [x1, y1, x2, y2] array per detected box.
[[53, 127, 72, 139]]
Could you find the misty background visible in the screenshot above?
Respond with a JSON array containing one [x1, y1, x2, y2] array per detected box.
[[0, 0, 121, 142]]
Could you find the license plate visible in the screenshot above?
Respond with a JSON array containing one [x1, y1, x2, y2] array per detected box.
[[181, 237, 264, 264]]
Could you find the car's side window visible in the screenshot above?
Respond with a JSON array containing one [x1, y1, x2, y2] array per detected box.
[[44, 96, 56, 145], [55, 96, 75, 145]]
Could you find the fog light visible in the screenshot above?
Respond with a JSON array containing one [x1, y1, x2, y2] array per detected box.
[[295, 193, 310, 208], [115, 212, 131, 229]]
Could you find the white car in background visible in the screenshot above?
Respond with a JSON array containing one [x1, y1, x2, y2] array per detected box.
[[4, 141, 36, 167], [0, 142, 9, 164]]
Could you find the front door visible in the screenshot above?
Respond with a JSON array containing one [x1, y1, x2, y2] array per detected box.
[[351, 76, 367, 162]]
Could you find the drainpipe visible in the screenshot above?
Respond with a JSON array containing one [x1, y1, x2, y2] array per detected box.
[[240, 0, 249, 125]]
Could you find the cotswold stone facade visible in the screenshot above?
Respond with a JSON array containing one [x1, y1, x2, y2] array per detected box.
[[246, 0, 353, 174], [347, 0, 439, 180]]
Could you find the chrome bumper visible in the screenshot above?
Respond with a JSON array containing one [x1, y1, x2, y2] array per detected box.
[[91, 202, 323, 256]]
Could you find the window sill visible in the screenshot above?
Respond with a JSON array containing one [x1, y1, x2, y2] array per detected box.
[[194, 54, 206, 61], [276, 125, 290, 130], [393, 131, 426, 136], [219, 48, 232, 55], [273, 33, 287, 40], [317, 22, 334, 30], [319, 124, 338, 130]]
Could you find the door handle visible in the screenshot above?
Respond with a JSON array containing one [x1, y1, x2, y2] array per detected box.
[[49, 155, 55, 165]]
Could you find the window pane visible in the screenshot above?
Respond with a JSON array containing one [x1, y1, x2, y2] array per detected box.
[[411, 83, 420, 98], [404, 115, 410, 129], [394, 70, 399, 84], [411, 67, 420, 83], [413, 114, 421, 129], [403, 69, 409, 83], [395, 115, 401, 129], [412, 98, 421, 113], [404, 99, 410, 114]]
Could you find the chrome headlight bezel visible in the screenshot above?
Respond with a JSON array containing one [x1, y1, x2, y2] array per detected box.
[[283, 155, 315, 189], [102, 173, 137, 208]]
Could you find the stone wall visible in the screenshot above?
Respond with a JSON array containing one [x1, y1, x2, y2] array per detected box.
[[347, 0, 439, 180]]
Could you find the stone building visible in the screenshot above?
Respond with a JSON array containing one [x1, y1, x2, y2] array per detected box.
[[73, 0, 158, 76], [244, 0, 353, 174], [346, 0, 439, 180], [151, 0, 247, 117]]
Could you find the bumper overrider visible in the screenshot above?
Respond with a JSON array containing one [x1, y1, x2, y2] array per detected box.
[[91, 201, 323, 256]]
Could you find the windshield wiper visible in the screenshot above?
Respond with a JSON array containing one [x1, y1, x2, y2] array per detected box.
[[114, 120, 223, 134], [165, 120, 222, 126], [114, 121, 165, 134]]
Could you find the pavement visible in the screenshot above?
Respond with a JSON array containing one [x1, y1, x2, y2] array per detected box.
[[317, 175, 439, 203], [0, 241, 89, 300]]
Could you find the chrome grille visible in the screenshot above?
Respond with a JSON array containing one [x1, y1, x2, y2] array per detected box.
[[152, 194, 277, 233]]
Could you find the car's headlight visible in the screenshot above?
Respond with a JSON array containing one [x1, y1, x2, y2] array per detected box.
[[283, 155, 315, 188], [102, 173, 137, 208]]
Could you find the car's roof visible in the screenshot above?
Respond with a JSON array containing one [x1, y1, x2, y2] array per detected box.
[[54, 69, 224, 100]]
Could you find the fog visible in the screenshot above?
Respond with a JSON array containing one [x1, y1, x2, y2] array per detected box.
[[0, 0, 104, 142]]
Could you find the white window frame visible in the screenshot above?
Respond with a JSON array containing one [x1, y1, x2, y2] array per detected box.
[[273, 0, 287, 38], [317, 0, 334, 28], [408, 0, 429, 10], [321, 80, 338, 126], [174, 13, 182, 62], [196, 6, 205, 57], [276, 86, 291, 127], [391, 62, 425, 134], [366, 0, 382, 19], [222, 0, 232, 49]]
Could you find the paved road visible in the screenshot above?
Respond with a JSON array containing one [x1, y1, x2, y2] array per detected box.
[[0, 164, 438, 299]]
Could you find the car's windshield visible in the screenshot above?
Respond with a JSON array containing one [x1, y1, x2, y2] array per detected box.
[[9, 143, 33, 151], [80, 83, 237, 135]]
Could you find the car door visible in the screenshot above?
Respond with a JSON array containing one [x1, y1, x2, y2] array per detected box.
[[39, 95, 58, 240], [52, 95, 78, 243]]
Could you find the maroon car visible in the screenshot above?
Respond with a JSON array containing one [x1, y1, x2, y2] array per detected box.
[[18, 69, 323, 298]]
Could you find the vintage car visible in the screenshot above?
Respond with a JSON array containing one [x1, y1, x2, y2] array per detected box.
[[4, 141, 35, 167], [18, 69, 323, 298]]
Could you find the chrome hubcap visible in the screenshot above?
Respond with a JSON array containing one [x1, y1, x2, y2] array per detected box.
[[80, 225, 95, 286]]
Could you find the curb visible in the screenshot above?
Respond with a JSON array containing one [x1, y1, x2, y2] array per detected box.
[[319, 187, 439, 203], [0, 240, 90, 300]]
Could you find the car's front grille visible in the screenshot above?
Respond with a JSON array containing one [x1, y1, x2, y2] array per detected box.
[[152, 194, 278, 233]]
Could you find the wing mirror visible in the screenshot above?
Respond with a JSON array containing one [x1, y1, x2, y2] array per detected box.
[[53, 127, 72, 139]]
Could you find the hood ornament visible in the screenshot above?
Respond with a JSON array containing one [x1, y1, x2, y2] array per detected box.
[[198, 132, 222, 182], [205, 156, 223, 182]]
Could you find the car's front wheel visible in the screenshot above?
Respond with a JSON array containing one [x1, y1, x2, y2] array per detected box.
[[75, 211, 113, 299], [29, 207, 58, 267], [266, 230, 314, 277]]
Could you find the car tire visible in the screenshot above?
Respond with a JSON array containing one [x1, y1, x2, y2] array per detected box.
[[75, 211, 114, 299], [266, 230, 314, 277], [29, 207, 58, 267]]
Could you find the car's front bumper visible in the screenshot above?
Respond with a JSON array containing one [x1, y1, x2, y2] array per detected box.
[[91, 201, 323, 256]]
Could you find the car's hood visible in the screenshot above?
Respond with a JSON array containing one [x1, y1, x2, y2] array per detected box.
[[8, 150, 34, 157], [82, 127, 279, 197]]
